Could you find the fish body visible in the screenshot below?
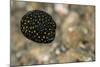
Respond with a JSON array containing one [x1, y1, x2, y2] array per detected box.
[[20, 10, 56, 43]]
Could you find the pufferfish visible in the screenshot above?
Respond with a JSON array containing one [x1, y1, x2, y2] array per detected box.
[[20, 10, 56, 43]]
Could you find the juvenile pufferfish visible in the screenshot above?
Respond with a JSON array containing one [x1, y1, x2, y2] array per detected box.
[[20, 10, 56, 43]]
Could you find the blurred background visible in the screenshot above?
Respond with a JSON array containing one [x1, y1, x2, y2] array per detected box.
[[11, 0, 95, 66]]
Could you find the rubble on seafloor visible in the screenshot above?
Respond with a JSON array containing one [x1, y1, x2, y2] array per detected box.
[[11, 0, 95, 66]]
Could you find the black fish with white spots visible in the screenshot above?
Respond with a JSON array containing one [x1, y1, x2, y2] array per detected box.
[[20, 10, 56, 43]]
